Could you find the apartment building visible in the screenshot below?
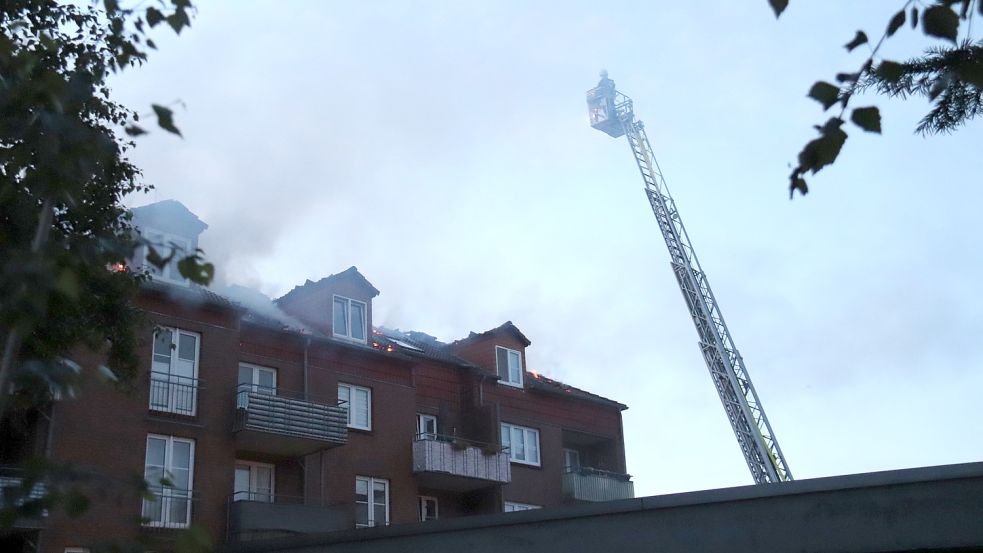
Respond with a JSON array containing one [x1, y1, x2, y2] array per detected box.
[[0, 200, 633, 552]]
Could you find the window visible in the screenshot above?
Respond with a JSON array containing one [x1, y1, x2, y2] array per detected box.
[[495, 346, 523, 387], [333, 295, 367, 342], [501, 423, 540, 466], [504, 501, 541, 512], [355, 476, 389, 528], [143, 435, 194, 528], [237, 363, 277, 408], [139, 229, 192, 285], [416, 413, 437, 440], [234, 460, 274, 503], [419, 496, 438, 521], [338, 383, 371, 430], [563, 448, 581, 472], [149, 328, 199, 416]]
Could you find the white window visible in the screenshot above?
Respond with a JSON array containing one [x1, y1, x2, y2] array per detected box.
[[563, 448, 581, 472], [149, 328, 199, 416], [416, 413, 437, 440], [355, 476, 389, 528], [419, 496, 438, 521], [237, 363, 277, 408], [234, 460, 274, 503], [504, 501, 541, 512], [495, 346, 523, 387], [142, 434, 194, 528], [501, 423, 540, 466], [139, 228, 192, 285], [339, 383, 371, 430], [333, 295, 367, 342]]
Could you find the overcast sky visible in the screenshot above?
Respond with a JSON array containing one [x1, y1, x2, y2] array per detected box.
[[114, 1, 983, 496]]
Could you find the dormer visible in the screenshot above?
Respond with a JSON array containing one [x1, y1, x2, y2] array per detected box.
[[449, 321, 532, 387], [275, 267, 380, 342], [129, 200, 208, 286]]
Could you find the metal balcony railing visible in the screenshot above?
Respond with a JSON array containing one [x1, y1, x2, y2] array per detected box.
[[412, 433, 511, 485], [141, 486, 198, 529], [0, 466, 48, 524], [233, 385, 348, 451], [561, 467, 634, 502], [226, 492, 353, 540], [149, 372, 200, 417]]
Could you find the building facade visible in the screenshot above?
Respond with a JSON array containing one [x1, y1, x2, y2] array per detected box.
[[0, 201, 632, 552]]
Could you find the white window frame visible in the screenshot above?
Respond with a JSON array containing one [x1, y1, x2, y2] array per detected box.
[[149, 327, 200, 416], [332, 295, 368, 343], [234, 460, 275, 503], [419, 495, 439, 522], [139, 228, 193, 286], [339, 383, 372, 431], [495, 346, 524, 387], [501, 422, 541, 466], [355, 476, 389, 528], [563, 448, 581, 472], [142, 434, 195, 529], [416, 413, 437, 440], [504, 501, 541, 512]]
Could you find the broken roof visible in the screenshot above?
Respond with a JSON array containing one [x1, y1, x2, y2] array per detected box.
[[449, 320, 532, 348], [527, 372, 627, 411]]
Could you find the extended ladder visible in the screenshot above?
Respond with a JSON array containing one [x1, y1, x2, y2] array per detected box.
[[588, 81, 792, 484]]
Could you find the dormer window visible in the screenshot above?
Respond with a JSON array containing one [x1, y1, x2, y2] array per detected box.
[[496, 346, 523, 387], [139, 228, 192, 286], [333, 295, 367, 342]]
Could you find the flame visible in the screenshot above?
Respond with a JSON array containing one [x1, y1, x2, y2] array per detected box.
[[386, 345, 393, 352], [110, 262, 126, 272], [530, 370, 541, 379]]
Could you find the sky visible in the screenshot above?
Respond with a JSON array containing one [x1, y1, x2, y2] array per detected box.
[[114, 1, 983, 497]]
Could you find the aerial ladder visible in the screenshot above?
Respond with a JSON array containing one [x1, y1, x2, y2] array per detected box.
[[587, 73, 792, 484]]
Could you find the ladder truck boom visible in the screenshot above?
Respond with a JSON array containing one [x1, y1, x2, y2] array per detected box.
[[587, 74, 792, 484]]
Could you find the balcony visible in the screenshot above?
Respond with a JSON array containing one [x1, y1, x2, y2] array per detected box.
[[149, 372, 200, 417], [561, 467, 634, 502], [0, 467, 47, 529], [412, 434, 510, 491], [227, 493, 353, 541], [233, 385, 348, 457], [141, 487, 199, 530]]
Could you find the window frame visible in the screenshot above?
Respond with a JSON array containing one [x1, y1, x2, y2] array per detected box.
[[332, 294, 368, 343], [416, 413, 437, 439], [142, 434, 195, 529], [419, 495, 439, 522], [149, 327, 200, 416], [504, 501, 541, 512], [233, 459, 275, 503], [501, 422, 541, 466], [495, 346, 524, 387], [355, 476, 389, 528], [563, 448, 581, 472], [338, 382, 372, 431], [139, 228, 193, 286]]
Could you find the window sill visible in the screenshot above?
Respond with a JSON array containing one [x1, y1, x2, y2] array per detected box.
[[347, 426, 373, 434], [333, 334, 368, 344], [509, 460, 542, 468], [497, 380, 524, 389]]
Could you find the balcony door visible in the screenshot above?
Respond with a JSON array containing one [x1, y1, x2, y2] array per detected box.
[[150, 328, 199, 416], [234, 460, 274, 503], [237, 364, 276, 408], [416, 413, 437, 440]]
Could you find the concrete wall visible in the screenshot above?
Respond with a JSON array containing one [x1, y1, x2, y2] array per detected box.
[[223, 462, 983, 553]]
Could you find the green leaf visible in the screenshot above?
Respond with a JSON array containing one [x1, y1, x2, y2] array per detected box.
[[152, 104, 182, 137], [844, 31, 868, 52], [797, 118, 847, 174], [64, 489, 91, 517], [177, 255, 215, 285], [911, 7, 919, 29], [922, 5, 959, 43], [886, 9, 905, 36], [874, 60, 904, 82], [836, 72, 860, 83], [166, 9, 191, 34], [789, 174, 808, 198], [145, 7, 164, 27], [103, 0, 119, 13], [767, 0, 788, 17], [55, 268, 79, 299], [807, 81, 840, 110], [174, 526, 213, 553], [850, 106, 881, 133], [125, 124, 147, 136]]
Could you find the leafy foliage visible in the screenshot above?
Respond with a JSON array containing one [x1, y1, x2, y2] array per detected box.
[[0, 1, 212, 550], [770, 1, 982, 197]]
